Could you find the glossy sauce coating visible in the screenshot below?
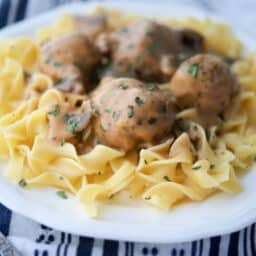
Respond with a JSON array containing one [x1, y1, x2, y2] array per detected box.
[[93, 78, 175, 152], [39, 33, 101, 93], [171, 54, 238, 117]]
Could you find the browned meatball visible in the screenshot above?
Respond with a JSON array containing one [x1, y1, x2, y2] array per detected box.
[[39, 33, 101, 93], [72, 15, 108, 41], [111, 20, 180, 82], [171, 54, 238, 116], [96, 20, 204, 82], [93, 78, 174, 152]]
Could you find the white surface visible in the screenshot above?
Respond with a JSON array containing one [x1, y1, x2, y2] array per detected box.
[[0, 1, 256, 243]]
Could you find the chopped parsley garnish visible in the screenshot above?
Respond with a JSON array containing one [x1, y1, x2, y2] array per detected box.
[[163, 176, 171, 182], [192, 165, 201, 170], [63, 114, 70, 122], [145, 83, 157, 91], [144, 196, 151, 200], [105, 106, 112, 113], [98, 171, 102, 176], [67, 118, 79, 133], [144, 159, 148, 165], [223, 56, 236, 65], [148, 117, 157, 125], [193, 126, 198, 131], [18, 179, 27, 188], [119, 84, 129, 90], [56, 191, 68, 199], [135, 56, 141, 65], [147, 38, 162, 53], [145, 28, 153, 36], [137, 118, 143, 125], [135, 97, 144, 106], [60, 139, 65, 146], [117, 27, 128, 34], [210, 164, 215, 169], [127, 105, 134, 118], [59, 176, 64, 180], [188, 63, 199, 78], [45, 58, 51, 64], [109, 194, 114, 199], [177, 122, 190, 132], [109, 91, 115, 96], [112, 111, 121, 121], [53, 62, 62, 67], [164, 91, 172, 98], [161, 105, 167, 113], [127, 43, 134, 49], [48, 105, 60, 117]]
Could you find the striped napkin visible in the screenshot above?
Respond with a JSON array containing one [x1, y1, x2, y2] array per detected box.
[[0, 0, 256, 255]]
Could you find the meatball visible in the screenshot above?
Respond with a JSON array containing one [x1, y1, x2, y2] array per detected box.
[[96, 20, 204, 83], [72, 15, 108, 41], [39, 33, 101, 93], [171, 54, 238, 116], [93, 78, 174, 152], [110, 20, 180, 82]]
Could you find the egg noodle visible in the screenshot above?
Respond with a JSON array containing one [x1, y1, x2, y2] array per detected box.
[[0, 7, 256, 217]]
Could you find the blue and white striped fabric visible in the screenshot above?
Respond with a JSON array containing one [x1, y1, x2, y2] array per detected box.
[[1, 0, 256, 255]]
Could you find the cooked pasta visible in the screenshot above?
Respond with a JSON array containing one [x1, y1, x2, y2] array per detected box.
[[0, 7, 255, 218]]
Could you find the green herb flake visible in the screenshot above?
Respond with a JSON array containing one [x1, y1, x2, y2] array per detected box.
[[188, 63, 199, 78], [127, 105, 134, 118], [144, 159, 148, 165], [137, 118, 143, 125], [60, 139, 65, 146], [148, 117, 157, 125], [163, 176, 171, 182], [59, 176, 64, 180], [164, 91, 172, 98], [127, 43, 135, 49], [144, 196, 151, 200], [177, 122, 190, 132], [109, 194, 114, 199], [117, 27, 128, 34], [135, 56, 141, 65], [145, 83, 157, 91], [135, 97, 144, 106], [210, 164, 215, 169], [63, 114, 70, 122], [98, 171, 102, 176], [223, 56, 236, 65], [119, 84, 129, 90], [45, 58, 51, 64], [67, 120, 78, 133], [108, 91, 115, 96], [18, 179, 27, 188], [161, 105, 167, 113], [56, 190, 68, 199], [145, 28, 153, 36], [48, 105, 60, 117], [53, 62, 62, 67], [192, 165, 201, 170], [105, 106, 112, 113]]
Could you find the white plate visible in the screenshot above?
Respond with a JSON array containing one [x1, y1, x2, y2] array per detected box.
[[0, 1, 256, 243]]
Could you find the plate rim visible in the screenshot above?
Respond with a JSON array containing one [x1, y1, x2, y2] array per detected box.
[[0, 1, 256, 243]]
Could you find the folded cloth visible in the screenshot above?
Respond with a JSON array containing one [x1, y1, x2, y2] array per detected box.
[[0, 231, 21, 256], [0, 0, 256, 256]]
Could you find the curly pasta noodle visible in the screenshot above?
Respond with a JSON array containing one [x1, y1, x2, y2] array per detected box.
[[0, 8, 255, 217]]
